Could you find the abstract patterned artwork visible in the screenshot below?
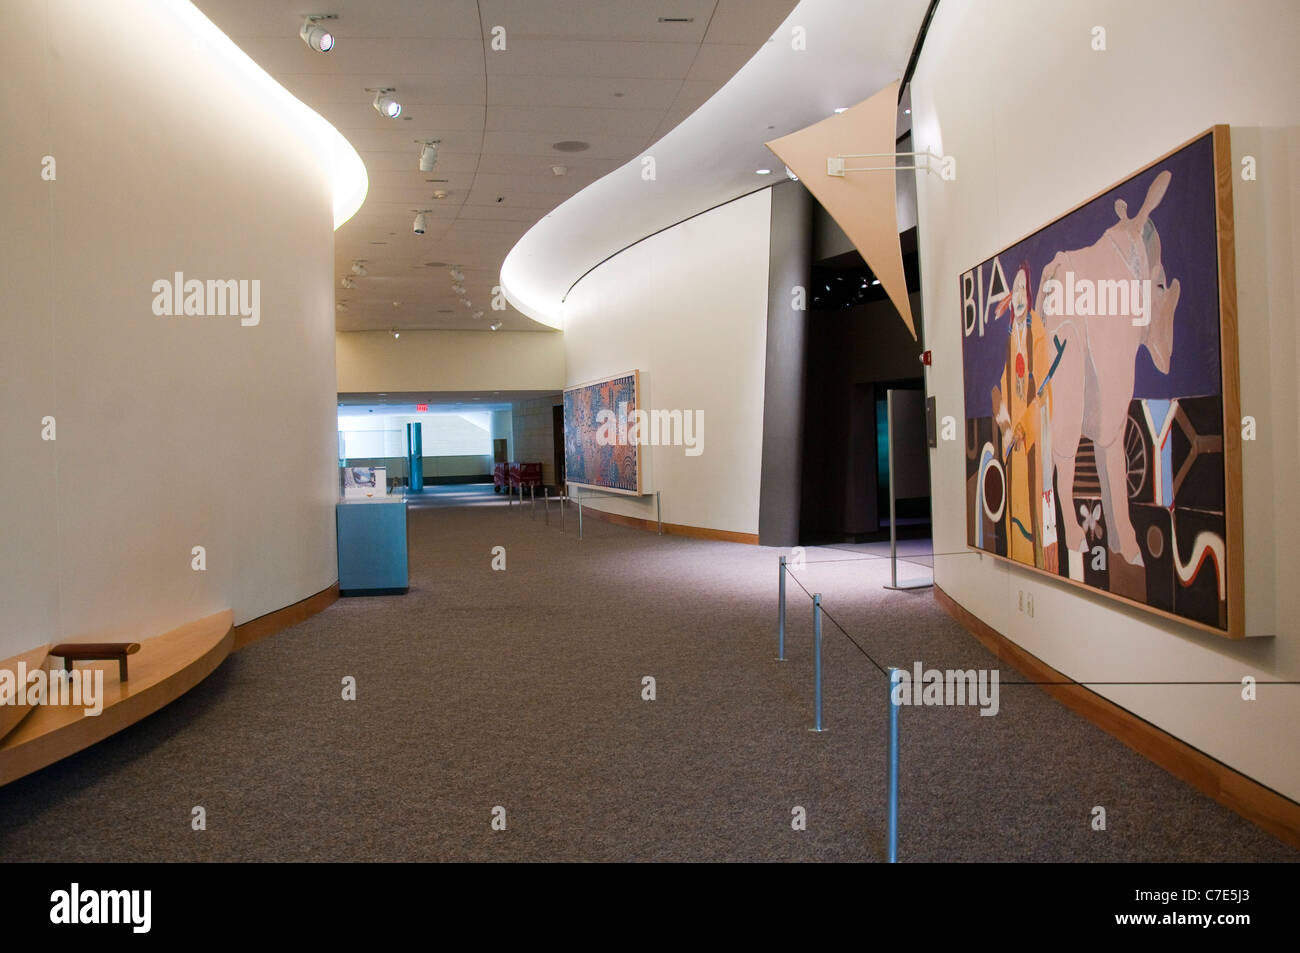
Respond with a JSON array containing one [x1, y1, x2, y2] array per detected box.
[[563, 370, 642, 495], [960, 127, 1242, 637]]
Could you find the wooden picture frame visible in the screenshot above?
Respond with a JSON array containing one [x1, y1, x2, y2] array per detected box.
[[563, 369, 644, 496], [958, 126, 1243, 638]]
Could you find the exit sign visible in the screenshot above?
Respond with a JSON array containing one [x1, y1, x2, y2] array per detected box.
[[416, 403, 428, 412]]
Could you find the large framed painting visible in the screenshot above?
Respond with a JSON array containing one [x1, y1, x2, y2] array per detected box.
[[563, 370, 643, 495], [960, 126, 1242, 638]]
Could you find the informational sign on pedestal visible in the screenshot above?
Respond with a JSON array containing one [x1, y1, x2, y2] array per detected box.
[[341, 466, 387, 499]]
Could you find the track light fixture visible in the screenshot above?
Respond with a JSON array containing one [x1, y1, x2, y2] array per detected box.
[[391, 329, 400, 339], [472, 310, 484, 320], [417, 139, 440, 172], [451, 284, 465, 295], [449, 267, 464, 282], [462, 299, 473, 309], [340, 276, 356, 289], [351, 260, 368, 276], [489, 320, 503, 331], [413, 210, 431, 235], [336, 303, 348, 313], [369, 87, 401, 119], [299, 14, 336, 53]]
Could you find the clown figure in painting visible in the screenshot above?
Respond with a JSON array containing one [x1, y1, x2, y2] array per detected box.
[[990, 264, 1059, 573]]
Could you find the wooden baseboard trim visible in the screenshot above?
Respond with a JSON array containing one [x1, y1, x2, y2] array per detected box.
[[933, 583, 1300, 850], [232, 583, 339, 651], [578, 505, 758, 544]]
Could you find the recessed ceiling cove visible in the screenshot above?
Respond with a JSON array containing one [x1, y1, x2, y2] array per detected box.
[[191, 0, 800, 333], [500, 0, 929, 328]]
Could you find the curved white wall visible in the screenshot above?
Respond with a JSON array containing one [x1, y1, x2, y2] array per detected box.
[[563, 190, 773, 536], [912, 0, 1300, 798], [0, 0, 342, 658]]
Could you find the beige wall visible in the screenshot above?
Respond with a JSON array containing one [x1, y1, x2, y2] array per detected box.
[[336, 329, 564, 393], [511, 396, 562, 485], [912, 0, 1300, 798], [562, 189, 772, 534], [0, 0, 340, 656]]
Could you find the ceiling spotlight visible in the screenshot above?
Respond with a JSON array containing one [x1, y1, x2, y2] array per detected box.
[[413, 209, 431, 235], [871, 278, 881, 286], [351, 261, 367, 276], [340, 276, 356, 289], [785, 166, 799, 181], [551, 165, 567, 176], [755, 168, 772, 175], [432, 189, 449, 200], [449, 267, 464, 281], [336, 303, 348, 313], [472, 310, 484, 320], [417, 139, 439, 172], [462, 299, 473, 309], [451, 284, 465, 295], [299, 15, 336, 53], [904, 107, 912, 115], [489, 320, 503, 331], [370, 88, 402, 119], [391, 329, 400, 339], [834, 107, 849, 114]]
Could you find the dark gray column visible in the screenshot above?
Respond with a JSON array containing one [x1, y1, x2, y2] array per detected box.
[[758, 180, 813, 547]]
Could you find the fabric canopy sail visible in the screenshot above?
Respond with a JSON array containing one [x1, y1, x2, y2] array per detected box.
[[766, 80, 916, 339]]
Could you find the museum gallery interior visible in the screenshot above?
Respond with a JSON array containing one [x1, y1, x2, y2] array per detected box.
[[2, 0, 1298, 866]]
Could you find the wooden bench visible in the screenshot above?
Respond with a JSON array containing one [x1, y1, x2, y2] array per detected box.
[[50, 642, 141, 682], [1, 612, 233, 786]]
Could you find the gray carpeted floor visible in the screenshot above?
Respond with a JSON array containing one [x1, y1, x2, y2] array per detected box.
[[1, 485, 1295, 861]]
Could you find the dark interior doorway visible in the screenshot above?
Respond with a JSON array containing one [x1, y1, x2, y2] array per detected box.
[[797, 229, 931, 545], [552, 404, 565, 491]]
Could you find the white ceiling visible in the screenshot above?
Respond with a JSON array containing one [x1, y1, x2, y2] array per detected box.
[[192, 0, 799, 333], [500, 0, 931, 326]]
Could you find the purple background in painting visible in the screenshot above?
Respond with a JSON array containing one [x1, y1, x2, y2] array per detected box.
[[960, 132, 1222, 417]]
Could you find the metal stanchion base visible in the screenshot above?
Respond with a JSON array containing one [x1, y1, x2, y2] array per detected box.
[[884, 581, 934, 591]]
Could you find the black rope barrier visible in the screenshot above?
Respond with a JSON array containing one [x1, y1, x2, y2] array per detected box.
[[778, 561, 1300, 688]]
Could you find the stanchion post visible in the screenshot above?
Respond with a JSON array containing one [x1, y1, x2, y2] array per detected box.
[[812, 593, 823, 732], [888, 389, 898, 588], [530, 483, 535, 519], [656, 490, 662, 535], [577, 487, 583, 540], [544, 486, 549, 525], [777, 556, 786, 661], [887, 666, 901, 863]]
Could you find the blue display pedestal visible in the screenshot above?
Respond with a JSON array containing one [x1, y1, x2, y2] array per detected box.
[[336, 497, 409, 595]]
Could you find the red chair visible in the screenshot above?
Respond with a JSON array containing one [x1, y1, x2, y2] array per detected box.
[[516, 462, 542, 488]]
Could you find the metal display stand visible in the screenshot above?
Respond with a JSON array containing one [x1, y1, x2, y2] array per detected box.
[[883, 388, 933, 591], [569, 486, 662, 540]]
